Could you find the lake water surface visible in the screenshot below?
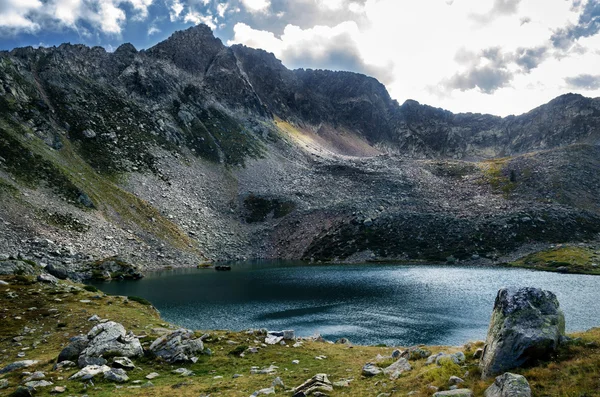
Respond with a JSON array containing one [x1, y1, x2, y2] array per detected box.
[[91, 262, 600, 346]]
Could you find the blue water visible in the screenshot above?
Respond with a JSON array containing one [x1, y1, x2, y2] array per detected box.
[[91, 262, 600, 346]]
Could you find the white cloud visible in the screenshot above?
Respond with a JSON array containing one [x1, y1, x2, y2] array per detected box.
[[240, 0, 270, 13], [168, 0, 184, 21], [148, 25, 161, 35], [230, 0, 600, 116], [230, 20, 393, 83], [184, 10, 217, 29], [0, 0, 43, 31], [0, 0, 155, 35], [217, 2, 229, 17]]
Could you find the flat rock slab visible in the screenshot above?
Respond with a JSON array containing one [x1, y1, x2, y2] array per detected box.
[[433, 389, 474, 397]]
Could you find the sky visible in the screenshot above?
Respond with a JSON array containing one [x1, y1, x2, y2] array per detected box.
[[1, 0, 599, 116]]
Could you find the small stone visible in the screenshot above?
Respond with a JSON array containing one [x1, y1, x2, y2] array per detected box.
[[292, 360, 300, 364], [473, 348, 484, 359], [253, 386, 275, 395], [24, 380, 53, 389], [272, 376, 284, 389], [251, 365, 278, 375], [88, 315, 101, 322], [145, 372, 159, 380], [112, 357, 135, 370], [51, 386, 66, 393], [37, 274, 59, 284], [383, 358, 411, 380], [69, 364, 111, 380], [104, 368, 129, 383], [23, 371, 45, 382], [433, 390, 474, 397], [172, 368, 194, 376], [0, 360, 39, 374], [449, 376, 465, 385], [484, 373, 532, 397], [362, 363, 382, 377]]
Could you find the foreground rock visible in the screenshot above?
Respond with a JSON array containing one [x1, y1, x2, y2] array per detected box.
[[149, 329, 204, 363], [0, 360, 39, 374], [382, 358, 412, 380], [76, 322, 142, 367], [292, 374, 333, 396], [362, 363, 382, 376], [69, 365, 111, 380], [480, 287, 565, 378], [484, 373, 532, 397]]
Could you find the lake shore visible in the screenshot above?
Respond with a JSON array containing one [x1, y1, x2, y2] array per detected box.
[[2, 274, 600, 396]]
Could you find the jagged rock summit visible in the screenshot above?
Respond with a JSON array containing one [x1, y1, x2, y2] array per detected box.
[[0, 24, 599, 271]]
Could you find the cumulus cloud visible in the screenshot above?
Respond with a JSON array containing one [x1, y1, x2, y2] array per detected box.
[[184, 10, 217, 29], [470, 0, 522, 24], [513, 46, 549, 72], [0, 0, 43, 32], [565, 74, 600, 90], [241, 0, 270, 13], [0, 0, 155, 35], [169, 0, 184, 22], [445, 66, 513, 94], [551, 0, 600, 50], [230, 21, 394, 84], [441, 45, 549, 94]]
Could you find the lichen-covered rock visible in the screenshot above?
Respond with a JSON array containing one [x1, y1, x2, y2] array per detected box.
[[69, 364, 111, 380], [0, 360, 39, 374], [484, 373, 532, 397], [382, 358, 411, 380], [104, 368, 129, 383], [57, 336, 88, 363], [292, 373, 333, 396], [426, 352, 465, 366], [149, 328, 204, 363], [362, 363, 382, 376], [78, 322, 142, 367], [37, 273, 59, 284], [23, 380, 53, 389], [433, 390, 473, 397], [480, 287, 565, 378], [112, 356, 135, 370], [0, 260, 40, 276]]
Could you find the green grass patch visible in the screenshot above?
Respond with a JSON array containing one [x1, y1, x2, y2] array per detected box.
[[128, 295, 152, 306], [507, 246, 600, 275]]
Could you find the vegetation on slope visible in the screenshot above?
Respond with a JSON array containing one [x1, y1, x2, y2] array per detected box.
[[507, 245, 600, 275], [0, 117, 197, 252]]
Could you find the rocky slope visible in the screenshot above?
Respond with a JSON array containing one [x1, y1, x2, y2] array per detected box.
[[0, 24, 599, 272]]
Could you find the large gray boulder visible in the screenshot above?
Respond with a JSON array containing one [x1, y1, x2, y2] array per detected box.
[[480, 287, 565, 378], [57, 335, 88, 363], [485, 373, 532, 397], [77, 322, 143, 367], [148, 328, 204, 363], [0, 260, 40, 276]]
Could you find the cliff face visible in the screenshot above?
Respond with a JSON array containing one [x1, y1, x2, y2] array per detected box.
[[0, 24, 599, 270]]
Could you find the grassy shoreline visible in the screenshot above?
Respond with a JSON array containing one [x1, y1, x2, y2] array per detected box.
[[1, 275, 600, 396]]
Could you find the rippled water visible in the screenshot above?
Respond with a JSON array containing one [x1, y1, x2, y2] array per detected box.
[[91, 262, 600, 346]]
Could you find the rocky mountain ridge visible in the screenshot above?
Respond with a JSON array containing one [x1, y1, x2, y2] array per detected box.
[[0, 24, 599, 272]]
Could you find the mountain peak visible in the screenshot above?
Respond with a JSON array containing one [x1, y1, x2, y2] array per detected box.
[[146, 23, 224, 75]]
